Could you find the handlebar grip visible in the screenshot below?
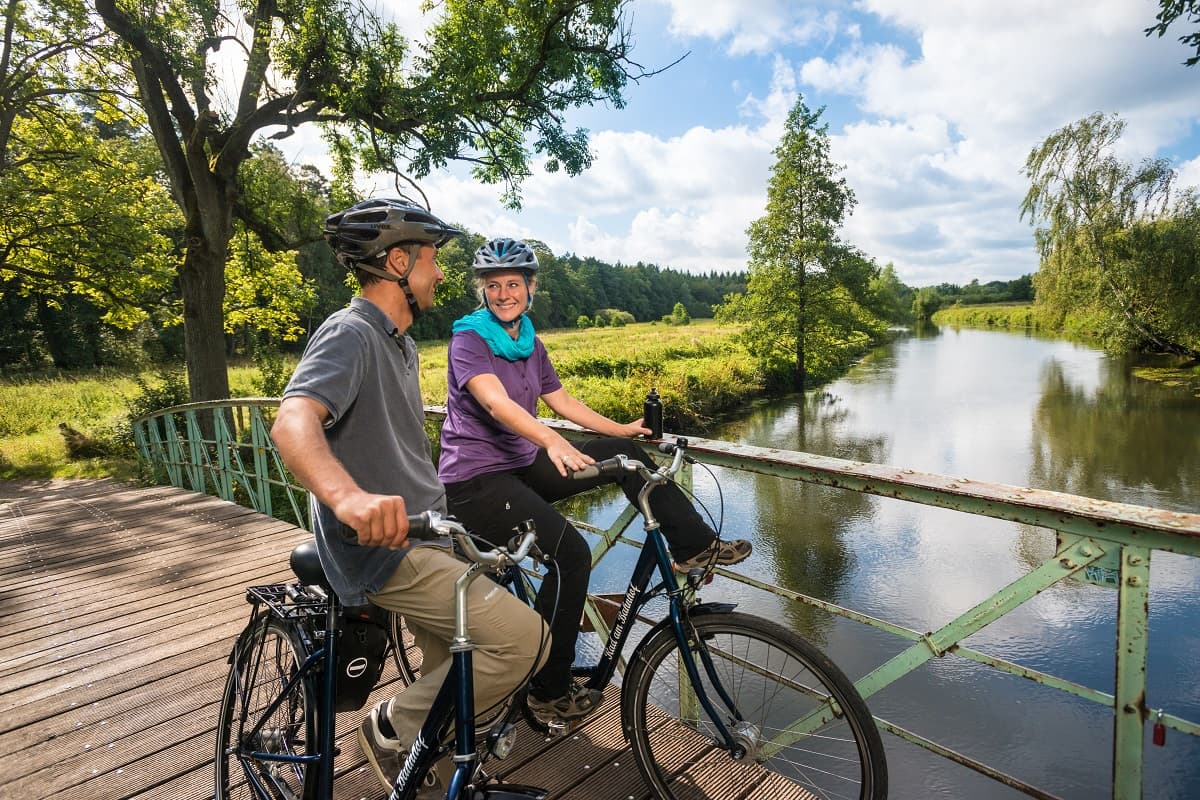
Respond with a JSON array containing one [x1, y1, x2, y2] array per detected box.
[[657, 437, 689, 455], [569, 456, 625, 480], [406, 510, 439, 540]]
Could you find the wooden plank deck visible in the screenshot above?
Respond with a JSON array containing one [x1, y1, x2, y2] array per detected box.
[[0, 480, 808, 800]]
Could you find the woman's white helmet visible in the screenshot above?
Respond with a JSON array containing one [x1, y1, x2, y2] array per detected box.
[[472, 238, 539, 275]]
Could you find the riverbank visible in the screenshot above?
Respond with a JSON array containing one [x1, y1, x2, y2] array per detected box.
[[931, 303, 1042, 329]]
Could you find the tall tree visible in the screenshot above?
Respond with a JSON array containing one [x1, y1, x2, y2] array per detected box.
[[716, 97, 873, 390], [1021, 112, 1200, 357], [94, 0, 655, 402]]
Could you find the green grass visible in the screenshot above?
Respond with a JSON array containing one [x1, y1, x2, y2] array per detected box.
[[931, 303, 1041, 329], [0, 363, 267, 480], [1, 321, 760, 480]]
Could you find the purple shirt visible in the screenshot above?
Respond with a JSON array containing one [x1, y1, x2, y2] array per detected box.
[[438, 330, 563, 483]]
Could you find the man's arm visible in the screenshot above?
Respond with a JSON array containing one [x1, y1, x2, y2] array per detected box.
[[271, 396, 412, 548]]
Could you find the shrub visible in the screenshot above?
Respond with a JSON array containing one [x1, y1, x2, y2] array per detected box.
[[576, 315, 592, 329]]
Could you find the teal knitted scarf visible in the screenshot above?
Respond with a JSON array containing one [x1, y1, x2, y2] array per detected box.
[[451, 309, 535, 361]]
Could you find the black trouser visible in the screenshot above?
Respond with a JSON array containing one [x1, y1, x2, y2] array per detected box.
[[444, 437, 714, 700]]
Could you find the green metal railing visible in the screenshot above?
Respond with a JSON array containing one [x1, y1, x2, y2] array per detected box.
[[132, 399, 1200, 800]]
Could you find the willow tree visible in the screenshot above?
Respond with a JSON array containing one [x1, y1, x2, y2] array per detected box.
[[1145, 0, 1200, 66], [718, 96, 875, 390], [1021, 112, 1200, 357], [95, 0, 652, 402]]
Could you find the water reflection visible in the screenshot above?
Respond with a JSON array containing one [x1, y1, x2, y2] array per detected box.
[[1030, 358, 1200, 511], [703, 327, 1200, 799]]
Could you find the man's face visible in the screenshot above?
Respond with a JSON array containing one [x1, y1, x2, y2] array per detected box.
[[391, 243, 443, 310]]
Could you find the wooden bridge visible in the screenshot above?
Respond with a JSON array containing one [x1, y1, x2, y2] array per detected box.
[[0, 479, 800, 800]]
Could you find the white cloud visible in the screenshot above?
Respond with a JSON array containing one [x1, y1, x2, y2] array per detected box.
[[651, 0, 838, 55]]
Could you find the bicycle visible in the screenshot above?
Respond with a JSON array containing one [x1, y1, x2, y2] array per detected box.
[[214, 511, 549, 800], [392, 437, 889, 800]]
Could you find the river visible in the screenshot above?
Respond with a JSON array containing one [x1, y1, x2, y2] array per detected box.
[[583, 325, 1200, 799]]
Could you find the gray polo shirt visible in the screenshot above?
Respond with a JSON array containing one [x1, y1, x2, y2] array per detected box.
[[283, 296, 448, 604]]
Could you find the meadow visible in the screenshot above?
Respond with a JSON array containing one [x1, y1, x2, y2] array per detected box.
[[0, 320, 762, 480]]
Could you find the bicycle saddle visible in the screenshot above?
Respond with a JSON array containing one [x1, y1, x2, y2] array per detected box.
[[289, 541, 334, 592]]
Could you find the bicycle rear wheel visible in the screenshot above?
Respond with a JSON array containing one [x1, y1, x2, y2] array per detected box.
[[388, 611, 422, 685], [623, 611, 887, 800], [215, 612, 319, 800]]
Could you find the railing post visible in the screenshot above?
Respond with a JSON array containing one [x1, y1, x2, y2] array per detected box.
[[1113, 545, 1151, 800]]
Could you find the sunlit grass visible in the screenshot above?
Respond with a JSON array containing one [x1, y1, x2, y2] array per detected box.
[[0, 322, 755, 480]]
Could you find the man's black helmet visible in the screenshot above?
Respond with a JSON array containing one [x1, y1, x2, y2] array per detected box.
[[324, 199, 461, 265], [473, 238, 539, 275]]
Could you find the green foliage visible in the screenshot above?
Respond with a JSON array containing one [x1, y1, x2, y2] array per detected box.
[[717, 96, 883, 389], [126, 368, 190, 420], [252, 349, 294, 398], [0, 111, 182, 334], [88, 0, 658, 403], [866, 264, 914, 323], [593, 313, 607, 328], [576, 314, 592, 329], [667, 301, 691, 325], [911, 287, 944, 322], [1145, 0, 1200, 66], [932, 304, 1040, 329], [224, 224, 317, 342], [1022, 112, 1200, 357]]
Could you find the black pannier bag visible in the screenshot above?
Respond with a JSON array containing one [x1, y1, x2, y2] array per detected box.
[[334, 602, 391, 712]]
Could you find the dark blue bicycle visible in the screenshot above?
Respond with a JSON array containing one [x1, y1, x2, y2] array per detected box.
[[393, 438, 888, 800], [214, 513, 547, 800]]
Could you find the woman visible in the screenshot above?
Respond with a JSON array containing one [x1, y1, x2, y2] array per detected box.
[[438, 237, 751, 721]]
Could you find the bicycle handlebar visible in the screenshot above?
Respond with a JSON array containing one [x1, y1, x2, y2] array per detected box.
[[415, 511, 539, 568], [568, 437, 691, 482]]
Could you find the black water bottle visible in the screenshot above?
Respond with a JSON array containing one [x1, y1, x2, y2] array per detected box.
[[643, 388, 663, 440]]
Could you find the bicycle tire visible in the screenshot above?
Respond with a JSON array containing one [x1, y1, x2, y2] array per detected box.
[[389, 611, 422, 685], [622, 611, 887, 800], [215, 612, 320, 800]]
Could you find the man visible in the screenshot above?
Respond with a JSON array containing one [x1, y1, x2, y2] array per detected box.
[[271, 199, 547, 795]]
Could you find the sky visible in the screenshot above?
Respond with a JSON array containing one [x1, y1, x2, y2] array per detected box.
[[283, 0, 1200, 288]]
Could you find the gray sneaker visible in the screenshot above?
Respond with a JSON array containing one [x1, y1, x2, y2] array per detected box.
[[358, 701, 444, 796]]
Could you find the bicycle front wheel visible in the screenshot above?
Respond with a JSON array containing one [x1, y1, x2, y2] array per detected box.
[[215, 613, 319, 800], [623, 611, 887, 800]]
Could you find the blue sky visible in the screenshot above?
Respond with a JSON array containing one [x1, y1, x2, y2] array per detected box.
[[285, 0, 1200, 287]]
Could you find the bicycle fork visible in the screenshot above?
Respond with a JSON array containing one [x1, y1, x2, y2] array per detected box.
[[617, 526, 746, 756]]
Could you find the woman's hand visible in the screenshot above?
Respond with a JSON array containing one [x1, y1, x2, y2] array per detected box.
[[546, 439, 595, 477], [617, 418, 653, 439]]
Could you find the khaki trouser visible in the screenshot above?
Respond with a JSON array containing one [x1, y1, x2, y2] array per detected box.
[[367, 546, 549, 745]]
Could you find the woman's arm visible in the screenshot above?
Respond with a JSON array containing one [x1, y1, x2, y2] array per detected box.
[[464, 373, 604, 476], [541, 388, 650, 439]]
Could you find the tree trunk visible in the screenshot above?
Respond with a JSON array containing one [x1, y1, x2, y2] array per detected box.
[[795, 266, 807, 392], [178, 242, 231, 403]]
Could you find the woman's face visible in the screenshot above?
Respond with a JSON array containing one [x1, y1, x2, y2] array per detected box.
[[483, 270, 533, 323]]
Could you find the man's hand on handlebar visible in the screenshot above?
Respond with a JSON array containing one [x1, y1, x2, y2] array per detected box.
[[334, 491, 416, 548]]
